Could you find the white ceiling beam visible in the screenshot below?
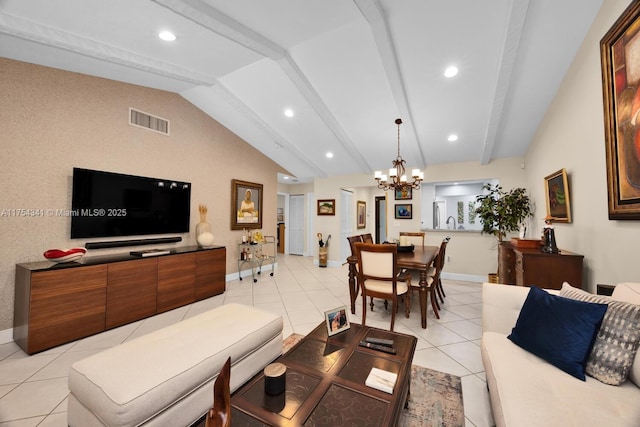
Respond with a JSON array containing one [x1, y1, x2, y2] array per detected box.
[[152, 0, 285, 59], [479, 0, 530, 164], [154, 0, 372, 174], [0, 12, 215, 86], [353, 0, 426, 167], [210, 82, 327, 178]]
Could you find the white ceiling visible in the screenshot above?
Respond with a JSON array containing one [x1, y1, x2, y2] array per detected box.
[[0, 0, 603, 183]]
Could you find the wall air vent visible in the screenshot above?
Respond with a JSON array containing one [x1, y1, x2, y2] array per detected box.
[[129, 108, 170, 135]]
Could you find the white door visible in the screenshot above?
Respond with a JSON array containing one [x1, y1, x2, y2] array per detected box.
[[341, 190, 353, 263], [289, 195, 304, 255]]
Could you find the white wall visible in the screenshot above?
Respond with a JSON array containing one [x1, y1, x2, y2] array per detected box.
[[524, 0, 640, 292], [307, 158, 526, 278]]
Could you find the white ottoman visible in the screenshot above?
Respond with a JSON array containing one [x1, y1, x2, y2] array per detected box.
[[68, 303, 283, 426]]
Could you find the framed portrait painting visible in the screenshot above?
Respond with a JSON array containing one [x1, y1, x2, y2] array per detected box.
[[544, 169, 572, 223], [317, 199, 335, 216], [357, 200, 366, 229], [231, 179, 263, 230], [601, 1, 640, 219], [394, 204, 412, 219]]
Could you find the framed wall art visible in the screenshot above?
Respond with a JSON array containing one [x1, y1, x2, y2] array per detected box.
[[394, 204, 412, 219], [394, 186, 412, 200], [231, 179, 263, 230], [357, 200, 366, 229], [601, 1, 640, 219], [317, 199, 335, 216], [544, 169, 572, 223]]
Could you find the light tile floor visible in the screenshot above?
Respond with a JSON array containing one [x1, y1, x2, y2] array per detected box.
[[0, 254, 494, 427]]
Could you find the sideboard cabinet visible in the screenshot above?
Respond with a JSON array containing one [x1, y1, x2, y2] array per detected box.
[[14, 246, 226, 354], [498, 242, 583, 290]]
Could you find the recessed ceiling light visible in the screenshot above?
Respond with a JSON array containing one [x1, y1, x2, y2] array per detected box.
[[158, 31, 176, 41], [284, 109, 294, 118], [444, 66, 458, 78], [326, 152, 334, 158], [448, 134, 458, 142]]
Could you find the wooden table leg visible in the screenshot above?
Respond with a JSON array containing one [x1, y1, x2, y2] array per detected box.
[[419, 269, 428, 329], [348, 261, 357, 314]]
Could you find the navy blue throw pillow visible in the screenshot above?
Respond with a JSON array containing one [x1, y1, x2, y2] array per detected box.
[[508, 286, 608, 380]]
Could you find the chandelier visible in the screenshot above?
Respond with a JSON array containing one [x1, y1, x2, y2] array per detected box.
[[374, 118, 424, 191]]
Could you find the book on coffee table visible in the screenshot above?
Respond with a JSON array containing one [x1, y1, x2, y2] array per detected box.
[[365, 367, 397, 394]]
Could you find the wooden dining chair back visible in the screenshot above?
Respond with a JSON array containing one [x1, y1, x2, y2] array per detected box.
[[415, 238, 449, 319], [433, 237, 450, 303], [400, 231, 425, 247], [354, 242, 410, 331], [347, 235, 363, 257], [362, 233, 374, 243], [205, 357, 231, 427]]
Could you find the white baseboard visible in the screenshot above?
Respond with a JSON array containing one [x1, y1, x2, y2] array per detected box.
[[311, 259, 341, 268], [0, 328, 13, 345], [441, 272, 485, 283], [227, 262, 277, 282]]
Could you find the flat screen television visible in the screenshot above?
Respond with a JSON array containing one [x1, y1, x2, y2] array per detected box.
[[71, 168, 191, 239]]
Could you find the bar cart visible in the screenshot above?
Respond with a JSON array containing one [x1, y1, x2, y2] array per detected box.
[[237, 236, 276, 282]]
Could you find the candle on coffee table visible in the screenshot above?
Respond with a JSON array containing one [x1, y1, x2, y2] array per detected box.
[[264, 363, 286, 395]]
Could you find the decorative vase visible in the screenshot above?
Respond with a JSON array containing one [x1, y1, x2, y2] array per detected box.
[[196, 204, 214, 247]]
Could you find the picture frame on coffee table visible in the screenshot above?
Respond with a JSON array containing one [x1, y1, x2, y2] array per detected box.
[[325, 306, 350, 336]]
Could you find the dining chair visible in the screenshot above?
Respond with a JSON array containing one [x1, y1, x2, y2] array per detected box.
[[354, 242, 411, 331], [362, 233, 374, 243], [413, 238, 449, 319], [205, 356, 231, 427], [433, 237, 450, 304], [347, 235, 363, 256], [399, 231, 425, 247]]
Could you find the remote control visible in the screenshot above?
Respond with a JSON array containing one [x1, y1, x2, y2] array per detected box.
[[364, 337, 394, 347], [359, 340, 397, 354]]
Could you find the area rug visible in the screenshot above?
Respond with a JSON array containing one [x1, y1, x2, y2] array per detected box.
[[283, 333, 465, 427]]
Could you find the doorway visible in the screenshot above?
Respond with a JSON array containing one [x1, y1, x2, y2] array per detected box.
[[340, 189, 354, 263], [375, 195, 386, 243], [289, 194, 304, 255]]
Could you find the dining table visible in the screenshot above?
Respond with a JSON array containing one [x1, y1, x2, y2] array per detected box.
[[347, 245, 439, 329]]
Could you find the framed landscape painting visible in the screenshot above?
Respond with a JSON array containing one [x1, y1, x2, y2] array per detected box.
[[544, 169, 572, 223], [317, 199, 336, 216], [601, 1, 640, 219]]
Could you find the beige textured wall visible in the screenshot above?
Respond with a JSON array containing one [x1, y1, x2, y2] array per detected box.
[[524, 0, 640, 292], [0, 59, 282, 331]]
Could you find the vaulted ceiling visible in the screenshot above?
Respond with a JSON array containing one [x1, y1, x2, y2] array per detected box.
[[0, 0, 603, 183]]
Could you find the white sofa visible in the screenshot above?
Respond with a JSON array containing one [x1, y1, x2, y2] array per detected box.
[[68, 303, 283, 427], [481, 282, 640, 427]]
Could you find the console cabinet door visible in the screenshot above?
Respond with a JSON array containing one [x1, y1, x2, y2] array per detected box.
[[106, 258, 158, 329], [195, 248, 226, 300], [29, 265, 107, 353], [157, 253, 195, 313]]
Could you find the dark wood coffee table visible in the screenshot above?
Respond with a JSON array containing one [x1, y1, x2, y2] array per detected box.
[[231, 322, 417, 426]]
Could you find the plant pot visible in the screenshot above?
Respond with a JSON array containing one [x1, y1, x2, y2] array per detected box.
[[487, 273, 499, 284]]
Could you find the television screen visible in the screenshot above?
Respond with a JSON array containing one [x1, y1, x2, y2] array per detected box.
[[71, 168, 191, 239]]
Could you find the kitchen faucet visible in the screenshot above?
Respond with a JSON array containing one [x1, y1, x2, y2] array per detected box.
[[446, 215, 456, 230]]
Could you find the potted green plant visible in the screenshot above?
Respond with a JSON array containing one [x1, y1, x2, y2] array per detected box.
[[475, 183, 533, 282]]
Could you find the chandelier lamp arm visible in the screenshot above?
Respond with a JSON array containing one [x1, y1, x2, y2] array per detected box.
[[374, 118, 424, 191]]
